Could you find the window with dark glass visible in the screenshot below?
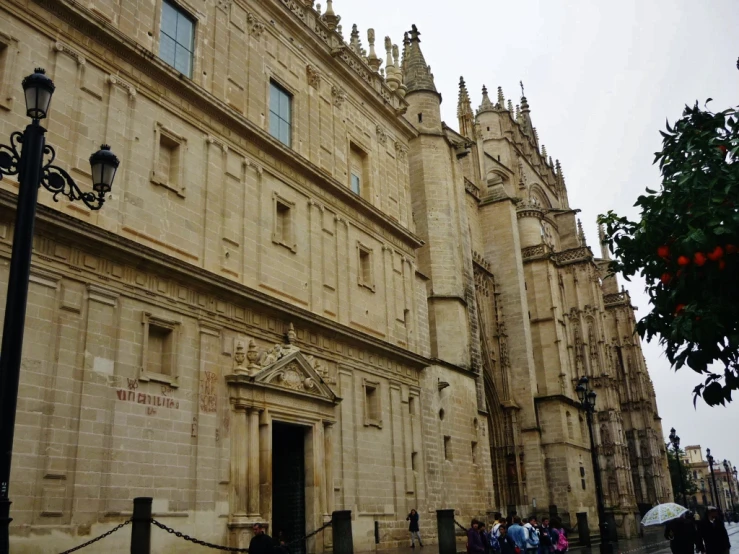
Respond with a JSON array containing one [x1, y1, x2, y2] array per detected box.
[[159, 0, 195, 77], [269, 81, 292, 146]]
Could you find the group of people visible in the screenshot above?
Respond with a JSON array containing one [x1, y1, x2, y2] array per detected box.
[[665, 507, 732, 554], [465, 515, 569, 554]]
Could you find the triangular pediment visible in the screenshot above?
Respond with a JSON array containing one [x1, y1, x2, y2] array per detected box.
[[252, 348, 339, 403]]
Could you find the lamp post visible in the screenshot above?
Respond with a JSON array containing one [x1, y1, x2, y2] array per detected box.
[[576, 376, 613, 554], [723, 460, 736, 517], [706, 449, 722, 516], [0, 68, 119, 553], [668, 428, 686, 506]]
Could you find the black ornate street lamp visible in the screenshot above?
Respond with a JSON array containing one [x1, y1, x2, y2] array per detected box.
[[576, 376, 613, 554], [668, 428, 686, 506], [706, 449, 722, 517], [0, 68, 119, 553]]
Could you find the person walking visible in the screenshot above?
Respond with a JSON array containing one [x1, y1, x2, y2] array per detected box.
[[507, 517, 527, 552], [407, 509, 423, 548], [248, 523, 275, 554], [665, 512, 701, 554], [698, 507, 731, 554], [468, 520, 486, 554]]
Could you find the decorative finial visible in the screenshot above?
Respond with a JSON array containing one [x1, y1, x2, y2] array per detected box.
[[520, 80, 525, 97], [541, 144, 548, 159], [478, 84, 494, 114], [322, 0, 340, 31], [367, 28, 381, 71], [507, 99, 514, 113], [410, 24, 421, 42], [286, 322, 297, 344], [497, 86, 505, 108], [577, 219, 587, 246]]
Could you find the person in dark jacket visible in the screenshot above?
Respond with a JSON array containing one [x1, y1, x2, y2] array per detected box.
[[407, 509, 423, 548], [468, 520, 486, 554], [497, 526, 518, 554], [697, 507, 731, 554], [249, 523, 275, 554], [665, 513, 701, 554]]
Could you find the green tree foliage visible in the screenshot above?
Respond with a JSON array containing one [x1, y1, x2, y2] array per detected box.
[[666, 445, 699, 501], [599, 102, 739, 406]]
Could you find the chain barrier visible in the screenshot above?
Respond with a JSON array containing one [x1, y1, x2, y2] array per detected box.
[[284, 519, 333, 549], [454, 519, 469, 532], [152, 519, 250, 552], [57, 520, 131, 554], [151, 518, 333, 552]]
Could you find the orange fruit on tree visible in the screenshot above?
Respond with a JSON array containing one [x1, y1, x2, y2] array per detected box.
[[694, 252, 707, 266], [657, 245, 670, 258], [677, 255, 691, 266], [707, 246, 724, 261]]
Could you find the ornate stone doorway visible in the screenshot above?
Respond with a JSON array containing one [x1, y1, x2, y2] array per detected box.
[[272, 422, 307, 554]]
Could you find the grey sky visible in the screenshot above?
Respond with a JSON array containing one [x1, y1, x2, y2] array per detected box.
[[334, 0, 739, 469]]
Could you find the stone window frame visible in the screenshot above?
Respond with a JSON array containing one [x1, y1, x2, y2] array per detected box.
[[0, 31, 19, 112], [363, 378, 382, 428], [151, 0, 202, 82], [348, 138, 371, 200], [471, 441, 478, 466], [264, 70, 299, 149], [356, 241, 375, 292], [150, 122, 187, 198], [443, 436, 452, 461], [271, 192, 297, 253], [139, 311, 181, 387]]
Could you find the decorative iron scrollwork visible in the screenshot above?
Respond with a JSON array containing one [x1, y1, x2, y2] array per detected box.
[[0, 131, 23, 180], [40, 144, 105, 211]]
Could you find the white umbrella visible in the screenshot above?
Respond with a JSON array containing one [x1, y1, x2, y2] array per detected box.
[[640, 503, 688, 527]]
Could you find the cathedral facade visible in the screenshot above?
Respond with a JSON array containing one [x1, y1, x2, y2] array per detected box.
[[0, 0, 671, 552]]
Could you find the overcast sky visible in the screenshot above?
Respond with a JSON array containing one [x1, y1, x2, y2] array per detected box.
[[334, 0, 739, 469]]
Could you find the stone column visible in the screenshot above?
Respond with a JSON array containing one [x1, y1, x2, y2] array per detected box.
[[324, 421, 335, 516], [248, 408, 260, 516], [231, 406, 248, 519]]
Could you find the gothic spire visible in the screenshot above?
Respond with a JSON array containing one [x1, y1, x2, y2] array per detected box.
[[577, 219, 587, 247], [497, 86, 505, 109], [519, 81, 536, 140], [478, 84, 495, 114], [458, 77, 474, 138], [402, 24, 438, 95]]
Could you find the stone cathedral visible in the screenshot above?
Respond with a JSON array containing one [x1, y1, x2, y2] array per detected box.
[[0, 0, 672, 552]]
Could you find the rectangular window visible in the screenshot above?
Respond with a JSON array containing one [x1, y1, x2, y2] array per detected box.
[[140, 312, 180, 386], [444, 436, 452, 461], [349, 142, 369, 198], [269, 81, 292, 147], [150, 123, 186, 197], [408, 396, 415, 415], [271, 194, 296, 252], [357, 243, 375, 291], [351, 173, 361, 195], [363, 379, 382, 427], [159, 0, 194, 77], [471, 442, 478, 465], [411, 452, 418, 471]]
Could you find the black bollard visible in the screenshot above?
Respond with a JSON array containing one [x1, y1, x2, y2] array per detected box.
[[332, 510, 353, 554], [436, 509, 456, 554], [131, 497, 152, 554], [576, 512, 590, 547]]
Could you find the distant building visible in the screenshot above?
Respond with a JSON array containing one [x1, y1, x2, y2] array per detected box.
[[684, 446, 738, 514], [0, 0, 671, 551]]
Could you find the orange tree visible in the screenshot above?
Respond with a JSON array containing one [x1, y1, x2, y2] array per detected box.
[[598, 102, 739, 407]]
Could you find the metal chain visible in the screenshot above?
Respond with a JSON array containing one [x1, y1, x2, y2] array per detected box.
[[284, 519, 333, 548], [151, 518, 332, 552], [152, 519, 250, 552], [57, 520, 131, 554], [454, 519, 469, 532]]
